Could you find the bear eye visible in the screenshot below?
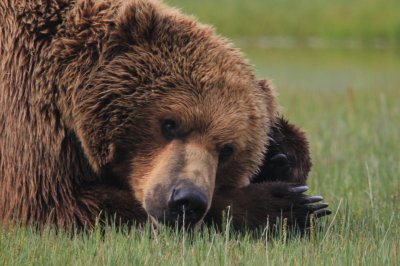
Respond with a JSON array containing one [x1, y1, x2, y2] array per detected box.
[[161, 118, 179, 140], [219, 144, 234, 162]]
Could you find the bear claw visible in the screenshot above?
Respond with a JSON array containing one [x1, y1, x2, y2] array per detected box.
[[308, 203, 329, 211], [268, 136, 277, 145], [270, 153, 288, 163], [302, 195, 324, 204], [290, 186, 309, 193]]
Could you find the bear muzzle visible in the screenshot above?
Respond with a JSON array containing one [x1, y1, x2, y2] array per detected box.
[[157, 186, 208, 227], [144, 183, 209, 227], [141, 141, 217, 228]]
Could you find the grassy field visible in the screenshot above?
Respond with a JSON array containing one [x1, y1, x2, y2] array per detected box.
[[165, 0, 400, 47], [1, 0, 400, 265]]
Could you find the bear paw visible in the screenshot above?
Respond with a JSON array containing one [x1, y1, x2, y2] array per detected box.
[[268, 184, 331, 230]]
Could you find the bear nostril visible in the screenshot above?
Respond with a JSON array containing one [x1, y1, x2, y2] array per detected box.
[[167, 187, 208, 226]]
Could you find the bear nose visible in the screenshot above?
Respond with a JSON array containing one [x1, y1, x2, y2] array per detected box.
[[166, 187, 208, 226]]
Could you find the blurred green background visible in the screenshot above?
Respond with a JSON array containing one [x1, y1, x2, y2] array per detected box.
[[166, 0, 400, 47], [164, 0, 400, 92]]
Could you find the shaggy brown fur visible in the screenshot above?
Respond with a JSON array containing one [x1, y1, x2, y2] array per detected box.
[[0, 0, 329, 230], [252, 117, 312, 185]]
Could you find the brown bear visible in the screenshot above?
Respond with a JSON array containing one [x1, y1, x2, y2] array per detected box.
[[0, 0, 330, 230]]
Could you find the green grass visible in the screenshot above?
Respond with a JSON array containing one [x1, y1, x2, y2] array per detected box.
[[1, 48, 399, 264], [165, 0, 400, 47]]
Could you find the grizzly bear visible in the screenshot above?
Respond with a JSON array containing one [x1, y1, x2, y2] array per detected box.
[[0, 0, 330, 230]]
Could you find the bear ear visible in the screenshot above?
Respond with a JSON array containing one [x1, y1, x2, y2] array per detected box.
[[75, 117, 117, 174], [116, 0, 162, 44], [258, 79, 279, 124]]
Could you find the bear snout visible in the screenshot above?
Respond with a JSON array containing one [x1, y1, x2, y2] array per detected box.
[[144, 185, 209, 228], [166, 186, 208, 226]]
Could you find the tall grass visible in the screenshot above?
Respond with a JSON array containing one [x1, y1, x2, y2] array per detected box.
[[165, 0, 400, 47]]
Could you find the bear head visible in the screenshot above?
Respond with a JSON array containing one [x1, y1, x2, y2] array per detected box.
[[67, 0, 277, 227]]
